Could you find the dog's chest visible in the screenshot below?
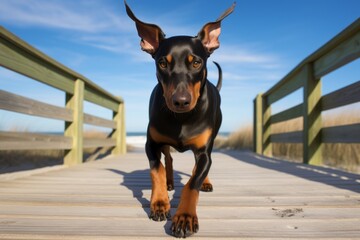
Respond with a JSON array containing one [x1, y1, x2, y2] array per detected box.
[[149, 124, 212, 150]]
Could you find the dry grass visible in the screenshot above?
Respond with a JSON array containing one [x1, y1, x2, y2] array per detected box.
[[215, 111, 360, 173], [215, 125, 253, 150], [0, 130, 129, 174], [0, 149, 64, 174], [2, 112, 359, 174]]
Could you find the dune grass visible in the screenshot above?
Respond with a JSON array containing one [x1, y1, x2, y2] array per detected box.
[[1, 112, 359, 174], [0, 130, 119, 174], [215, 112, 360, 173]]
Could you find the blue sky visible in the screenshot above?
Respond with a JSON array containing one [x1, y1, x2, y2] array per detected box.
[[0, 0, 359, 133]]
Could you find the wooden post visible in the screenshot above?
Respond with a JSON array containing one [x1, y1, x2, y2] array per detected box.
[[303, 64, 323, 165], [262, 96, 272, 157], [253, 94, 263, 154], [112, 102, 126, 154], [64, 79, 84, 166]]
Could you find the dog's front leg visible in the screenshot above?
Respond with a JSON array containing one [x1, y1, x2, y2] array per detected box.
[[146, 139, 171, 221], [171, 150, 211, 238]]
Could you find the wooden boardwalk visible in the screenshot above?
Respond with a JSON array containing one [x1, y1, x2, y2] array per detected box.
[[0, 150, 359, 239]]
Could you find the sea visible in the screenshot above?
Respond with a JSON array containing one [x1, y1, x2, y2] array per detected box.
[[126, 132, 147, 149], [127, 131, 230, 150], [45, 131, 229, 150]]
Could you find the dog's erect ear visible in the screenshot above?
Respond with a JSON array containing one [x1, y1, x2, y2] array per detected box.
[[197, 2, 235, 55], [125, 1, 165, 55]]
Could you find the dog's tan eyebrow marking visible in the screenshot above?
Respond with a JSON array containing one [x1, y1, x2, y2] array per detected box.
[[166, 54, 173, 63], [187, 55, 194, 63]]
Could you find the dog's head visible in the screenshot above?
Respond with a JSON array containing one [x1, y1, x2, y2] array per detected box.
[[125, 1, 235, 113]]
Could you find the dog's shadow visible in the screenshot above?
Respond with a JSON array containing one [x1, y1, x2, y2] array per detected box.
[[107, 168, 191, 235]]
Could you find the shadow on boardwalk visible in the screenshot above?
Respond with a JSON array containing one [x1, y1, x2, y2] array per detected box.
[[107, 167, 191, 236], [220, 150, 360, 193]]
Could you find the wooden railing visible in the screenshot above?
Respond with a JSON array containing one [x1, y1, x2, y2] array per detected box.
[[0, 26, 126, 166], [254, 18, 360, 165]]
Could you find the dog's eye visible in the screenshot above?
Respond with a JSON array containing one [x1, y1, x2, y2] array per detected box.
[[158, 59, 167, 69], [193, 61, 202, 69]]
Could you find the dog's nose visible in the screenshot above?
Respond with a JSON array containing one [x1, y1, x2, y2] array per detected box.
[[172, 92, 191, 110]]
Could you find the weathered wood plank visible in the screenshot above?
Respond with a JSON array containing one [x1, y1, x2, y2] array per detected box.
[[0, 26, 123, 105], [321, 80, 360, 111], [83, 113, 116, 129], [314, 31, 360, 78], [256, 19, 360, 163], [322, 123, 360, 143], [253, 94, 263, 154], [0, 131, 72, 150], [263, 99, 272, 156], [0, 217, 359, 238], [0, 89, 72, 121], [0, 152, 359, 239], [0, 35, 75, 94], [303, 63, 322, 165], [111, 102, 126, 155], [84, 87, 120, 112], [83, 138, 115, 148], [271, 131, 303, 143], [266, 67, 305, 105], [263, 18, 360, 98], [270, 103, 303, 124], [64, 79, 84, 166]]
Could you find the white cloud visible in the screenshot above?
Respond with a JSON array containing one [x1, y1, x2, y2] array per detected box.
[[0, 0, 131, 33], [0, 0, 282, 68], [213, 45, 280, 65], [206, 44, 285, 85]]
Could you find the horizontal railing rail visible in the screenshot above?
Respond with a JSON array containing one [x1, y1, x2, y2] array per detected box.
[[254, 18, 360, 165], [0, 26, 126, 166]]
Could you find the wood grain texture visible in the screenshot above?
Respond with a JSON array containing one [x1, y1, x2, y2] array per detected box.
[[303, 64, 322, 165], [254, 19, 360, 165], [271, 131, 303, 143], [314, 31, 360, 78], [266, 67, 305, 105], [64, 80, 84, 166], [0, 27, 125, 158], [321, 80, 360, 111], [322, 123, 360, 143], [0, 26, 123, 105], [84, 113, 116, 129], [111, 103, 126, 155], [0, 131, 72, 150], [262, 99, 272, 157], [83, 138, 116, 148], [263, 18, 360, 98], [270, 103, 303, 124], [253, 94, 263, 154], [0, 151, 359, 239], [0, 90, 72, 121]]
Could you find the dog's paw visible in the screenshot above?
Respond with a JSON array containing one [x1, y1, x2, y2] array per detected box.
[[200, 182, 213, 192], [171, 213, 199, 238], [149, 200, 171, 221]]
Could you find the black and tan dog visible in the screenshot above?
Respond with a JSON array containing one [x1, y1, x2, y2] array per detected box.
[[125, 1, 235, 238]]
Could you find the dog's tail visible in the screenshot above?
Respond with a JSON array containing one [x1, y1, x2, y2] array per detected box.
[[213, 61, 222, 91]]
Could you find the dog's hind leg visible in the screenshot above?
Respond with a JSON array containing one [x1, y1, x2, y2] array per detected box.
[[201, 175, 213, 192], [162, 145, 174, 191]]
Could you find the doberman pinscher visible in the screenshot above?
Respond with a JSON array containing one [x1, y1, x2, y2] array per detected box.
[[125, 1, 235, 238]]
